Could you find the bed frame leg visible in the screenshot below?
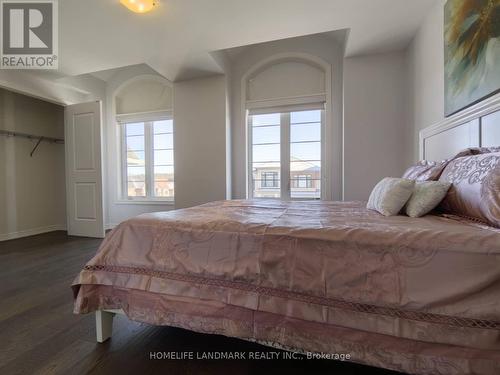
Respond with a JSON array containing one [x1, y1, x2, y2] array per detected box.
[[96, 310, 115, 343]]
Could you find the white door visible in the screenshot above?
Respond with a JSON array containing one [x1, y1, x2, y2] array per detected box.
[[65, 101, 105, 238]]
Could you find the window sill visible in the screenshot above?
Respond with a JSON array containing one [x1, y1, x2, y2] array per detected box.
[[114, 199, 175, 206]]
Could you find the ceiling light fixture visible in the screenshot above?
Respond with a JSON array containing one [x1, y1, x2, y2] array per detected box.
[[120, 0, 159, 14]]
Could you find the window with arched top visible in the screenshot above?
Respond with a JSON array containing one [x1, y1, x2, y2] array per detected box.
[[115, 77, 174, 201], [244, 55, 330, 201]]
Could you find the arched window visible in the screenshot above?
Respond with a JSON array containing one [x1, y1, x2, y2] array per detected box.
[[114, 77, 174, 201], [243, 55, 330, 200]]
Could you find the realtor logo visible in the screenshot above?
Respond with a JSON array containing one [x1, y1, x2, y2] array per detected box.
[[0, 0, 58, 69]]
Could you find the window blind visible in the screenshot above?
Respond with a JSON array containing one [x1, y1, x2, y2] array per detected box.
[[248, 102, 325, 116]]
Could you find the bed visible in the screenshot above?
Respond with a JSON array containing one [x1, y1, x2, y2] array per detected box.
[[73, 100, 500, 375]]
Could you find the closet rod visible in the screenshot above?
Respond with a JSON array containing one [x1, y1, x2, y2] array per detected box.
[[0, 129, 64, 157], [0, 129, 64, 144]]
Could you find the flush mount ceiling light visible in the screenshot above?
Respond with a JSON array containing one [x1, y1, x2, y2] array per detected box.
[[120, 0, 159, 14]]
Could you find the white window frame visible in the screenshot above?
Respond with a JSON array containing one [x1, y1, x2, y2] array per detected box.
[[247, 105, 326, 201], [117, 111, 174, 203]]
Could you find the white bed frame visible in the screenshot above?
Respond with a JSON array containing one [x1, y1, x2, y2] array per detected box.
[[95, 94, 500, 343], [96, 309, 122, 343]]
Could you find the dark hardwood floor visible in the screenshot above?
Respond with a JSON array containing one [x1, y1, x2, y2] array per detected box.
[[0, 231, 402, 375]]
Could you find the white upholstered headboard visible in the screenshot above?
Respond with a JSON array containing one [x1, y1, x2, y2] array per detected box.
[[420, 94, 500, 162]]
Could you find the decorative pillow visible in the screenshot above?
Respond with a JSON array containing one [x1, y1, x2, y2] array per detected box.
[[405, 181, 451, 218], [401, 147, 500, 182], [367, 178, 415, 216], [455, 146, 500, 156], [402, 160, 448, 181], [439, 152, 500, 228]]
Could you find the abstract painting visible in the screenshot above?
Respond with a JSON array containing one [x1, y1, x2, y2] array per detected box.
[[444, 0, 500, 116]]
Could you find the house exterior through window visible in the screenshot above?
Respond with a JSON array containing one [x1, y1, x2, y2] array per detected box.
[[249, 108, 323, 200]]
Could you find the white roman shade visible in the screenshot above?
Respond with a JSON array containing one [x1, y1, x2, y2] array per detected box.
[[116, 110, 172, 124], [248, 100, 325, 116]]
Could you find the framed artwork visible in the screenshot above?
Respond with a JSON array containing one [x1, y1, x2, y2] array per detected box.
[[444, 0, 500, 117]]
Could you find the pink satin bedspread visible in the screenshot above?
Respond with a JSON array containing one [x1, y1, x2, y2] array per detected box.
[[73, 200, 500, 374]]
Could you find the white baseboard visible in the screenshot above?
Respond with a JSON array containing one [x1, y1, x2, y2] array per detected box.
[[105, 223, 119, 230], [0, 224, 67, 242]]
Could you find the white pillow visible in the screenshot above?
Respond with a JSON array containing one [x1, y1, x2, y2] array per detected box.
[[405, 181, 451, 218], [367, 178, 415, 216]]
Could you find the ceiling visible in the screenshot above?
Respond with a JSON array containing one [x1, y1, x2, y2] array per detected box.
[[51, 0, 437, 81]]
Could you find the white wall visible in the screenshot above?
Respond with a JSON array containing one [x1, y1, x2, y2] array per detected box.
[[173, 75, 228, 208], [226, 32, 411, 202], [103, 65, 174, 227], [343, 52, 408, 200], [102, 65, 228, 226], [227, 33, 345, 200], [209, 51, 233, 200], [0, 89, 66, 240], [406, 0, 446, 163]]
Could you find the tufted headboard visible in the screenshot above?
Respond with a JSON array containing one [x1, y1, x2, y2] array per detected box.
[[420, 94, 500, 162]]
